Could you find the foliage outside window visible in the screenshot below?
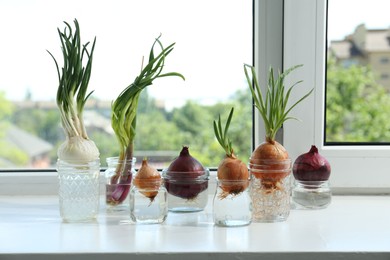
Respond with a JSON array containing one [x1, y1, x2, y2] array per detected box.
[[327, 0, 390, 144], [0, 0, 252, 170]]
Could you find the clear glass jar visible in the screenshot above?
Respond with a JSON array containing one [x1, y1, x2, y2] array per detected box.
[[130, 179, 167, 224], [292, 180, 332, 209], [249, 158, 291, 222], [213, 178, 252, 227], [57, 159, 100, 222], [105, 157, 136, 212], [162, 169, 209, 212]]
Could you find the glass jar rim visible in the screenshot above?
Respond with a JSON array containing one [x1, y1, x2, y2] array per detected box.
[[249, 158, 291, 164], [294, 180, 330, 184], [106, 156, 136, 165], [215, 177, 251, 183], [162, 168, 210, 180], [134, 178, 163, 184], [57, 158, 100, 166]]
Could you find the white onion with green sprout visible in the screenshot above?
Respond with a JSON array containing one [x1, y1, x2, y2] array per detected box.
[[48, 19, 99, 163]]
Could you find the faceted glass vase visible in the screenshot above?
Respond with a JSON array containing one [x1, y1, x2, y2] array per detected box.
[[57, 159, 100, 222], [213, 178, 252, 227], [249, 158, 292, 222]]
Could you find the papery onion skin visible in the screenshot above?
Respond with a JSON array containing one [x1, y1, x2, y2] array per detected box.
[[293, 145, 331, 181], [217, 156, 249, 196], [57, 136, 100, 163], [164, 146, 208, 200], [250, 140, 290, 181], [134, 159, 161, 201], [218, 156, 249, 180], [251, 140, 289, 161], [164, 181, 208, 200], [167, 146, 205, 175]]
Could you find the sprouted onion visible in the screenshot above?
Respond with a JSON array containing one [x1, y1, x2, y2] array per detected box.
[[213, 107, 249, 198], [47, 19, 99, 163], [244, 64, 313, 190], [108, 36, 184, 204]]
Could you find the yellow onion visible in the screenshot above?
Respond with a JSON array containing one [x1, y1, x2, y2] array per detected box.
[[217, 155, 249, 197], [214, 107, 249, 197], [133, 158, 161, 201]]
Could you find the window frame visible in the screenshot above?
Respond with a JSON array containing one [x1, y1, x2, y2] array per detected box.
[[0, 0, 259, 195], [283, 0, 390, 193], [2, 0, 389, 195]]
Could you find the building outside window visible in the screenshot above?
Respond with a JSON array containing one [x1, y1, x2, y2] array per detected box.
[[284, 0, 390, 192]]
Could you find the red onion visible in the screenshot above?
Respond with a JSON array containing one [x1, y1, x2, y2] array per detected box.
[[164, 146, 208, 200], [293, 145, 331, 181]]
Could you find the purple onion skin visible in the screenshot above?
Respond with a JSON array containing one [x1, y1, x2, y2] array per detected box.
[[164, 181, 208, 200], [107, 172, 132, 203], [165, 146, 207, 199], [293, 145, 331, 181], [167, 146, 205, 174]]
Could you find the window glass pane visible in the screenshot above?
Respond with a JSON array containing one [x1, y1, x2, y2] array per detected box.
[[0, 0, 253, 169], [326, 0, 390, 144]]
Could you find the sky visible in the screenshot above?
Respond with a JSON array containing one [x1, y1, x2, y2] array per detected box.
[[328, 0, 390, 41], [0, 0, 252, 110], [1, 0, 389, 110]]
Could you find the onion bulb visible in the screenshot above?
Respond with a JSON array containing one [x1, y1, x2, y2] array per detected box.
[[167, 146, 205, 173], [293, 145, 331, 181], [217, 156, 249, 198], [249, 140, 290, 182], [214, 107, 249, 198], [133, 158, 161, 201], [163, 146, 208, 200], [57, 136, 99, 163]]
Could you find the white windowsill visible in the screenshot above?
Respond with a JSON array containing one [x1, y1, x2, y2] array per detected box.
[[1, 194, 390, 260], [1, 171, 390, 196]]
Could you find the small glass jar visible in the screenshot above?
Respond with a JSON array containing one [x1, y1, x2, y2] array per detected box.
[[105, 157, 136, 212], [292, 180, 332, 209], [249, 158, 292, 222], [213, 178, 252, 227], [57, 159, 100, 222], [130, 179, 168, 224], [162, 169, 209, 212]]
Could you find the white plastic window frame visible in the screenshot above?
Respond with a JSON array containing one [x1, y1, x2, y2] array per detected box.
[[5, 0, 387, 196], [282, 0, 390, 194]]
